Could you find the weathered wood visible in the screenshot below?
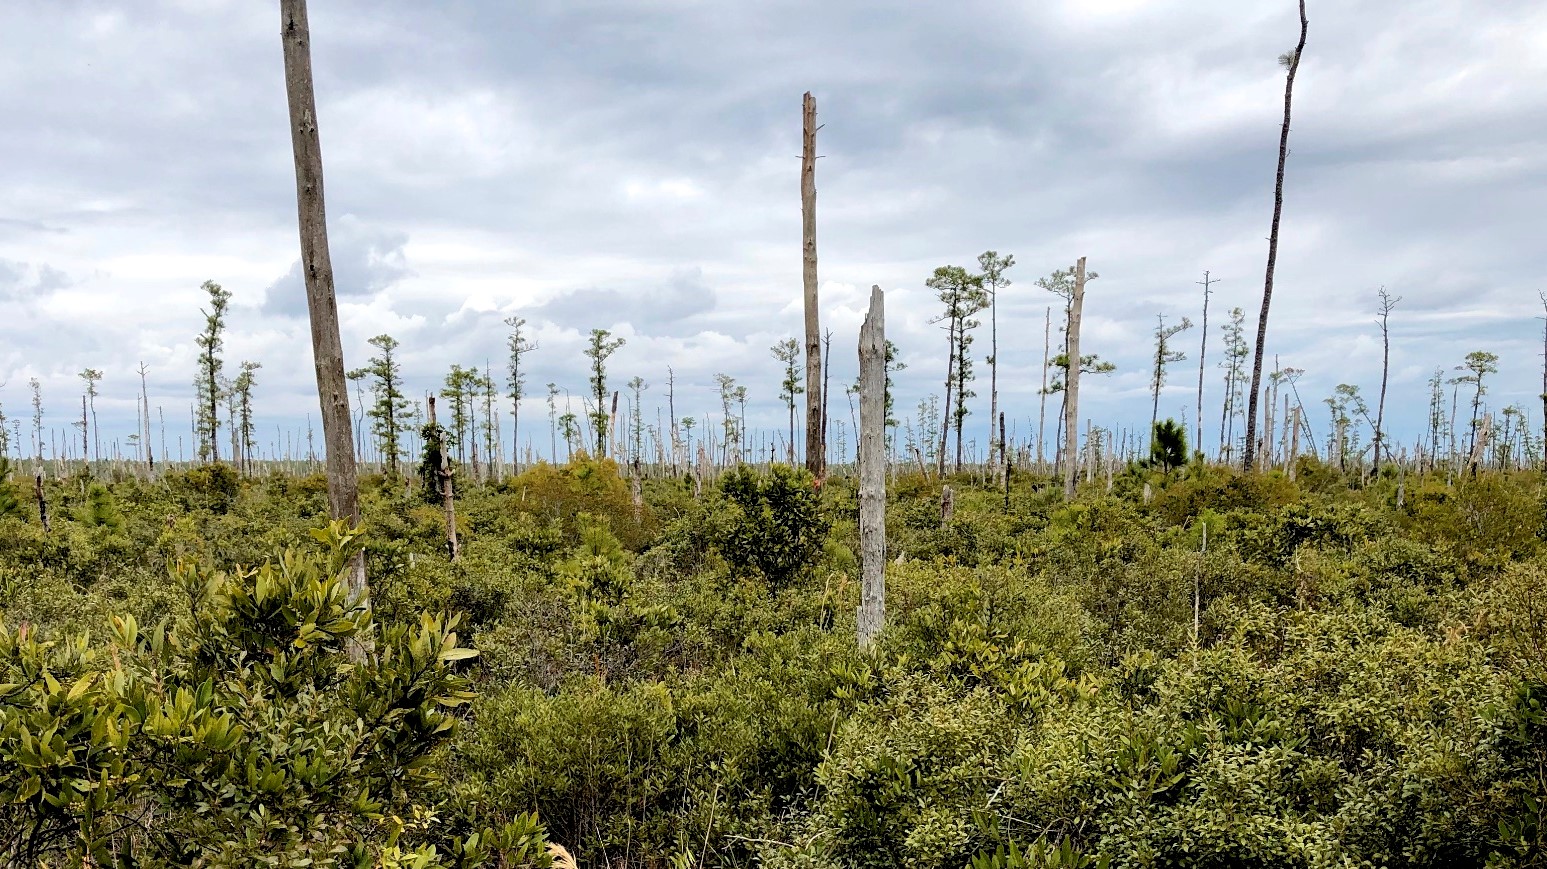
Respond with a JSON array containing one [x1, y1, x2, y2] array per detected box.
[[281, 0, 368, 608], [1244, 0, 1309, 471], [940, 484, 955, 528], [1288, 405, 1301, 480], [801, 92, 824, 479], [1062, 257, 1087, 501], [857, 285, 886, 647], [34, 474, 48, 533], [427, 396, 460, 561]]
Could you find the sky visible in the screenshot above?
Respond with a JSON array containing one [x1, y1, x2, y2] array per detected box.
[[2, 0, 1546, 464]]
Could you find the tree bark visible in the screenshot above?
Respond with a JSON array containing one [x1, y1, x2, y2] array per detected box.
[[428, 396, 460, 561], [801, 92, 825, 479], [1037, 306, 1050, 472], [280, 0, 369, 608], [857, 285, 886, 647], [1196, 271, 1213, 457], [1062, 257, 1087, 501], [1373, 290, 1394, 473], [1244, 0, 1308, 472], [34, 474, 48, 533]]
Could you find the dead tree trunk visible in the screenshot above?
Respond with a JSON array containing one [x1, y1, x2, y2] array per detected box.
[[1373, 288, 1398, 474], [34, 475, 49, 533], [1196, 271, 1214, 456], [139, 362, 155, 473], [281, 0, 369, 609], [857, 285, 886, 647], [1037, 306, 1050, 472], [801, 92, 824, 479], [428, 396, 460, 561], [1244, 0, 1308, 472], [1062, 257, 1088, 501]]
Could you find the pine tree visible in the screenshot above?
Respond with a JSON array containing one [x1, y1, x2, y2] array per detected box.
[[772, 337, 804, 463], [233, 361, 261, 476], [503, 316, 537, 470], [441, 365, 479, 465], [78, 369, 103, 465], [978, 251, 1015, 468], [584, 329, 625, 456], [347, 336, 409, 478], [1452, 351, 1500, 456], [926, 265, 989, 473], [1218, 307, 1249, 462], [1149, 316, 1193, 455], [194, 280, 232, 463]]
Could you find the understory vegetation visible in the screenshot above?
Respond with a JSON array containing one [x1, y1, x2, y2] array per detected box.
[[3, 456, 1547, 867]]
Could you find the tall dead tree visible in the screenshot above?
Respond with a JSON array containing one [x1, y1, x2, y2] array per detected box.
[[1373, 288, 1399, 473], [138, 362, 154, 472], [1195, 271, 1215, 455], [427, 395, 460, 561], [857, 285, 886, 647], [1037, 306, 1050, 470], [1063, 257, 1088, 501], [802, 92, 824, 479], [1244, 0, 1309, 472], [281, 0, 368, 607]]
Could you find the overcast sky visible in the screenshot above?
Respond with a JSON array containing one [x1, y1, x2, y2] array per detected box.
[[3, 0, 1546, 463]]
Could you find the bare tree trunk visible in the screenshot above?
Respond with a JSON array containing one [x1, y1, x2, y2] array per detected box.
[[1037, 306, 1050, 472], [80, 395, 89, 476], [1373, 288, 1397, 474], [1288, 405, 1301, 480], [428, 396, 460, 561], [822, 329, 834, 468], [940, 484, 954, 528], [801, 92, 825, 479], [139, 363, 154, 473], [1196, 271, 1213, 456], [281, 0, 368, 610], [1244, 0, 1308, 472], [938, 319, 955, 479], [1062, 257, 1087, 501], [1000, 412, 1011, 510], [988, 288, 999, 475], [34, 474, 49, 533], [857, 285, 886, 647]]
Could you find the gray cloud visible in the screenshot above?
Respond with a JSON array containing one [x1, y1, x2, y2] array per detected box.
[[262, 215, 412, 317], [2, 0, 1546, 459], [534, 267, 716, 335]]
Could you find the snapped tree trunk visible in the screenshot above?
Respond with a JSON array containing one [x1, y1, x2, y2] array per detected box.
[[1244, 0, 1308, 472], [428, 396, 460, 561], [857, 285, 887, 647], [280, 0, 369, 611], [801, 92, 825, 479], [1062, 257, 1087, 501]]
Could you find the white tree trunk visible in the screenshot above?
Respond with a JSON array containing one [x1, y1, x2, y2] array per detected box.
[[1062, 257, 1087, 501], [857, 285, 887, 647]]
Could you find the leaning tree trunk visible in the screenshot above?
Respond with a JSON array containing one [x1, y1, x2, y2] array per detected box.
[[280, 0, 369, 613], [857, 285, 886, 647], [1244, 0, 1308, 472], [802, 92, 825, 479], [1062, 257, 1087, 501]]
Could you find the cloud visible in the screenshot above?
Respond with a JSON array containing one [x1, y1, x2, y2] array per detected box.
[[2, 0, 1546, 456], [533, 266, 715, 334], [261, 215, 412, 317]]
